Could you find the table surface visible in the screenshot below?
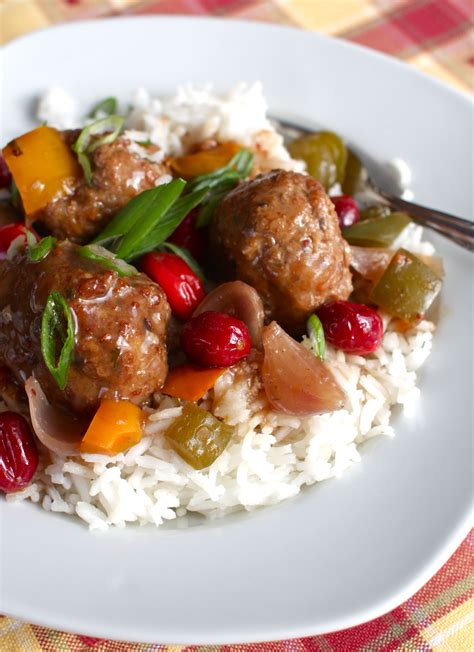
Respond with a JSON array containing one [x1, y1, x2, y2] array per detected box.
[[0, 1, 473, 650]]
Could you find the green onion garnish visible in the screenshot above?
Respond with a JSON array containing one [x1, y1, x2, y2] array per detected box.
[[92, 187, 161, 247], [78, 244, 137, 276], [90, 149, 253, 263], [41, 291, 75, 390], [232, 149, 254, 178], [195, 189, 228, 228], [189, 149, 254, 228], [73, 115, 124, 184], [92, 180, 198, 262], [128, 187, 209, 260], [76, 152, 92, 183], [114, 179, 186, 261], [307, 314, 325, 360], [187, 168, 239, 194], [89, 97, 118, 118], [28, 236, 56, 262], [75, 115, 124, 154], [161, 242, 205, 280], [187, 149, 252, 193]]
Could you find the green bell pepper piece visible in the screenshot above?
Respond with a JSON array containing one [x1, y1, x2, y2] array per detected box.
[[370, 248, 442, 321], [288, 131, 347, 190], [343, 212, 411, 247], [165, 402, 233, 470]]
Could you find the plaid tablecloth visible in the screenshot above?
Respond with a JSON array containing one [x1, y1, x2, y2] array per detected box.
[[1, 0, 473, 649]]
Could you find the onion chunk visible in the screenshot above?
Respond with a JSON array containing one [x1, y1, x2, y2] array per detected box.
[[262, 322, 345, 416], [25, 376, 86, 456], [350, 246, 394, 282]]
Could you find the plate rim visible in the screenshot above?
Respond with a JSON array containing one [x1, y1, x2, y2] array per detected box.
[[1, 15, 473, 645], [2, 510, 472, 644], [2, 14, 473, 106]]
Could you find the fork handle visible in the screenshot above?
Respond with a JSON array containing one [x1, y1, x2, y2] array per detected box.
[[379, 192, 474, 252]]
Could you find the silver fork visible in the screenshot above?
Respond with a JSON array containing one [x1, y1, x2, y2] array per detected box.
[[273, 119, 474, 252]]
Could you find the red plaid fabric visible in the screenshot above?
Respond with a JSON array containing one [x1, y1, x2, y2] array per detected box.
[[0, 0, 473, 648]]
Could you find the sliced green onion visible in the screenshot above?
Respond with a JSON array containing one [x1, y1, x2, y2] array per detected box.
[[90, 234, 122, 251], [161, 242, 205, 280], [93, 180, 194, 257], [114, 179, 186, 261], [187, 168, 238, 194], [189, 149, 254, 228], [76, 152, 93, 184], [74, 115, 124, 154], [129, 187, 209, 260], [41, 291, 75, 390], [25, 229, 37, 248], [28, 236, 56, 262], [89, 97, 118, 118], [196, 189, 228, 228], [307, 314, 325, 360], [92, 187, 162, 246], [78, 244, 137, 276], [230, 149, 254, 178], [91, 149, 253, 262], [187, 149, 253, 194], [195, 174, 241, 228], [73, 115, 124, 184]]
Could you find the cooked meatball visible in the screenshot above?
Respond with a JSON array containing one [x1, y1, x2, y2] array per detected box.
[[0, 241, 170, 415], [31, 133, 170, 243], [210, 170, 352, 334]]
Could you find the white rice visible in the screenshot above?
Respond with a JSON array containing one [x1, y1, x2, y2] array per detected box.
[[3, 84, 436, 529], [6, 313, 435, 530], [37, 82, 305, 174]]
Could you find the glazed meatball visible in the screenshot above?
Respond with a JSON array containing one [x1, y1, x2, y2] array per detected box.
[[210, 170, 353, 334], [31, 133, 171, 243], [0, 241, 170, 416]]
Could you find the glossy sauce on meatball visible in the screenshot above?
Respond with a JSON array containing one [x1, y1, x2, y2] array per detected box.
[[210, 170, 353, 334], [32, 133, 170, 243], [0, 241, 171, 415]]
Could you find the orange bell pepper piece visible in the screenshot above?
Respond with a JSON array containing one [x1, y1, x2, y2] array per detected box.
[[170, 141, 241, 179], [3, 126, 82, 218], [79, 399, 143, 455], [162, 364, 226, 401]]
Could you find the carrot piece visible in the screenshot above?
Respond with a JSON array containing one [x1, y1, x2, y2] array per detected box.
[[79, 399, 143, 455], [162, 364, 226, 401], [2, 126, 82, 217], [170, 141, 241, 179]]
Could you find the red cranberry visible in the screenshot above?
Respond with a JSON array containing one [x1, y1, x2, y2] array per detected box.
[[0, 412, 39, 493], [181, 310, 251, 367], [317, 301, 383, 355], [331, 195, 360, 229], [0, 156, 12, 190], [168, 210, 206, 261], [139, 251, 205, 320]]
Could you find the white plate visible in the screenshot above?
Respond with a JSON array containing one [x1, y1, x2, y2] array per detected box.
[[0, 16, 472, 645]]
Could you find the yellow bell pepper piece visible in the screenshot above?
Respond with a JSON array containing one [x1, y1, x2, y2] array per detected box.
[[79, 399, 143, 455], [170, 141, 241, 179], [2, 126, 82, 217]]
